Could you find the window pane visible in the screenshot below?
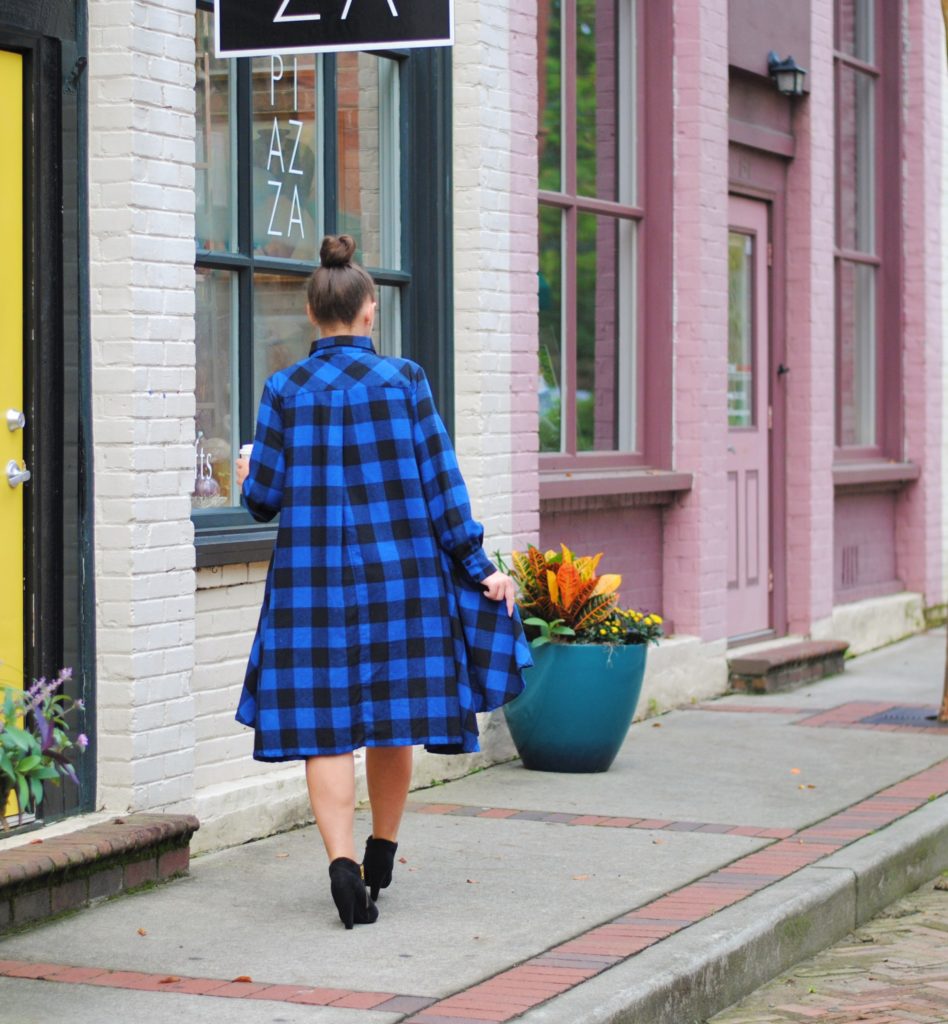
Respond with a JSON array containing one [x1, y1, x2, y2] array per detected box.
[[374, 285, 402, 358], [838, 65, 875, 254], [195, 11, 236, 252], [728, 232, 755, 428], [837, 0, 874, 64], [538, 205, 564, 453], [577, 212, 636, 451], [194, 269, 238, 510], [337, 54, 400, 270], [253, 274, 313, 415], [576, 0, 634, 203], [838, 261, 877, 447], [538, 0, 562, 192], [252, 54, 321, 260]]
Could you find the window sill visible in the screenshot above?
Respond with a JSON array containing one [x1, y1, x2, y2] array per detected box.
[[833, 461, 920, 495], [539, 469, 693, 512], [194, 524, 277, 568]]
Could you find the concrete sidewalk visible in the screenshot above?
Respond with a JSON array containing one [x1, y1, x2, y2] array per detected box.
[[1, 631, 948, 1023]]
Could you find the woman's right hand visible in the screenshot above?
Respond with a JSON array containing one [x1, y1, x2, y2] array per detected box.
[[235, 457, 250, 488]]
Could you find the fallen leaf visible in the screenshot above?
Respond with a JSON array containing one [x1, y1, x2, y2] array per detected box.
[[790, 768, 801, 775], [572, 874, 590, 881], [158, 977, 182, 985], [806, 784, 816, 789], [398, 857, 408, 864], [275, 853, 289, 859], [29, 839, 43, 845], [232, 975, 253, 983], [466, 879, 479, 884], [652, 722, 662, 728], [137, 928, 147, 937], [934, 876, 948, 891], [652, 838, 665, 845]]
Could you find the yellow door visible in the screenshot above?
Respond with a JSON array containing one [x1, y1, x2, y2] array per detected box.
[[0, 51, 25, 815]]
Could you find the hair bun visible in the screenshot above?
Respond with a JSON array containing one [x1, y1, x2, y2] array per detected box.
[[320, 234, 356, 269]]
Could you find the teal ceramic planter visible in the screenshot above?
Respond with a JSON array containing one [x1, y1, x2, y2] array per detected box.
[[503, 643, 647, 773]]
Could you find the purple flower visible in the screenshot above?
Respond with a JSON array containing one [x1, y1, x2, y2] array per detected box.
[[77, 734, 89, 749]]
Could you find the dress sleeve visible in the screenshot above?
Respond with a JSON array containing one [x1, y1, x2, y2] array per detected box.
[[242, 379, 286, 523], [411, 365, 496, 582]]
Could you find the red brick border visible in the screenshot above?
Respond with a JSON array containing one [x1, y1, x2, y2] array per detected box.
[[406, 802, 795, 839], [691, 700, 948, 736]]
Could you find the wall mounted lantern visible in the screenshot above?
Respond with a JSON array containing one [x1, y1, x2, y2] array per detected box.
[[767, 51, 807, 97]]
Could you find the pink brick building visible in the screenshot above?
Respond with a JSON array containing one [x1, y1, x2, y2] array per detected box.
[[515, 0, 944, 687]]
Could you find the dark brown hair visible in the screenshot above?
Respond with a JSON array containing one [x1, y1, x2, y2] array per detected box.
[[307, 235, 376, 326]]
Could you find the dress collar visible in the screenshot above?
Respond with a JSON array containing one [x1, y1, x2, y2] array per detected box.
[[310, 335, 376, 356]]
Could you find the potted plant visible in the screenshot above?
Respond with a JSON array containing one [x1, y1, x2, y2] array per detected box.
[[0, 668, 86, 829], [499, 546, 663, 773]]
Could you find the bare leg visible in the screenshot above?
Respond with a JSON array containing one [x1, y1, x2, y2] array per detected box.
[[366, 745, 414, 841], [306, 753, 357, 862]]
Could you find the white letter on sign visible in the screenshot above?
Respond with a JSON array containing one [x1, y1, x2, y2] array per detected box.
[[274, 0, 322, 23], [341, 0, 399, 18]]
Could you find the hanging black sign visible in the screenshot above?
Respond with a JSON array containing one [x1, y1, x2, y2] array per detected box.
[[215, 0, 454, 58]]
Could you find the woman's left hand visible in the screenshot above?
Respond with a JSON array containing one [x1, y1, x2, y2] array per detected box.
[[481, 571, 517, 617], [235, 457, 250, 488]]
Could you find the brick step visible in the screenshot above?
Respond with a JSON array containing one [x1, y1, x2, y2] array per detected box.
[[727, 639, 849, 694], [0, 813, 199, 934]]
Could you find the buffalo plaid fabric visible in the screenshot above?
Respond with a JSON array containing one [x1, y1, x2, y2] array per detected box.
[[236, 335, 531, 760]]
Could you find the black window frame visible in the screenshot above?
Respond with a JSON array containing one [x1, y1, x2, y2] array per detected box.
[[193, 0, 453, 567]]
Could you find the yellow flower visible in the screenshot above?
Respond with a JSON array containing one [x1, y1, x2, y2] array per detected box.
[[644, 616, 654, 626], [652, 614, 663, 625], [611, 626, 619, 633], [599, 628, 607, 635]]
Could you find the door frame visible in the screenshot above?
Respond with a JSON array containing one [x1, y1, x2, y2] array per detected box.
[[0, 8, 95, 820], [728, 149, 788, 641]]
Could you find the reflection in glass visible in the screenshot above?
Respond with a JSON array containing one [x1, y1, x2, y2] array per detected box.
[[838, 261, 877, 447], [196, 11, 236, 251], [253, 274, 313, 414], [837, 0, 874, 64], [337, 54, 400, 269], [837, 65, 875, 254], [374, 285, 402, 358], [577, 212, 634, 451], [728, 233, 754, 428], [537, 0, 562, 192], [538, 205, 564, 453], [576, 0, 616, 201], [252, 54, 320, 260], [194, 269, 238, 509]]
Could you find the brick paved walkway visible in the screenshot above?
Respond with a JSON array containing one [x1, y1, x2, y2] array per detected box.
[[709, 877, 948, 1023]]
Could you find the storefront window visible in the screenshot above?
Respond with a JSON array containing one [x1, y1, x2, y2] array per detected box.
[[835, 0, 893, 452], [193, 4, 404, 520], [538, 0, 640, 458]]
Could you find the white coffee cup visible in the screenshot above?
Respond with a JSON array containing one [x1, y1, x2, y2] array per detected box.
[[239, 444, 253, 460]]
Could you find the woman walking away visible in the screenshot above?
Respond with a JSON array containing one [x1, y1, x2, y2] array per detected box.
[[234, 235, 531, 929]]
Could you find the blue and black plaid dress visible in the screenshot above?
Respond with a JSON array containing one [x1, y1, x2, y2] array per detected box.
[[236, 335, 531, 761]]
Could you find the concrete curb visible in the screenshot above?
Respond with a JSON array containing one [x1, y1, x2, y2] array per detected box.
[[515, 795, 948, 1024]]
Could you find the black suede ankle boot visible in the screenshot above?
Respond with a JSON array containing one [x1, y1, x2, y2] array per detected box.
[[328, 857, 379, 929], [362, 836, 398, 901]]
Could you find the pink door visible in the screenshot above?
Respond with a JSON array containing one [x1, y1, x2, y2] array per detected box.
[[727, 196, 771, 639]]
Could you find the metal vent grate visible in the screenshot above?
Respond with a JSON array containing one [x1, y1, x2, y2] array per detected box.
[[841, 545, 860, 588], [860, 706, 948, 728]]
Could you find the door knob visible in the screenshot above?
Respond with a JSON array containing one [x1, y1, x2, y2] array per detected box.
[[5, 409, 25, 431], [5, 460, 30, 488]]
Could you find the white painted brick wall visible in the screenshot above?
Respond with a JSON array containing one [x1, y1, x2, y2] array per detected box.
[[453, 0, 540, 560], [89, 0, 198, 814]]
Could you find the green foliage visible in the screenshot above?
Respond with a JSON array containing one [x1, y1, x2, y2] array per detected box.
[[523, 617, 576, 649], [0, 668, 85, 829]]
